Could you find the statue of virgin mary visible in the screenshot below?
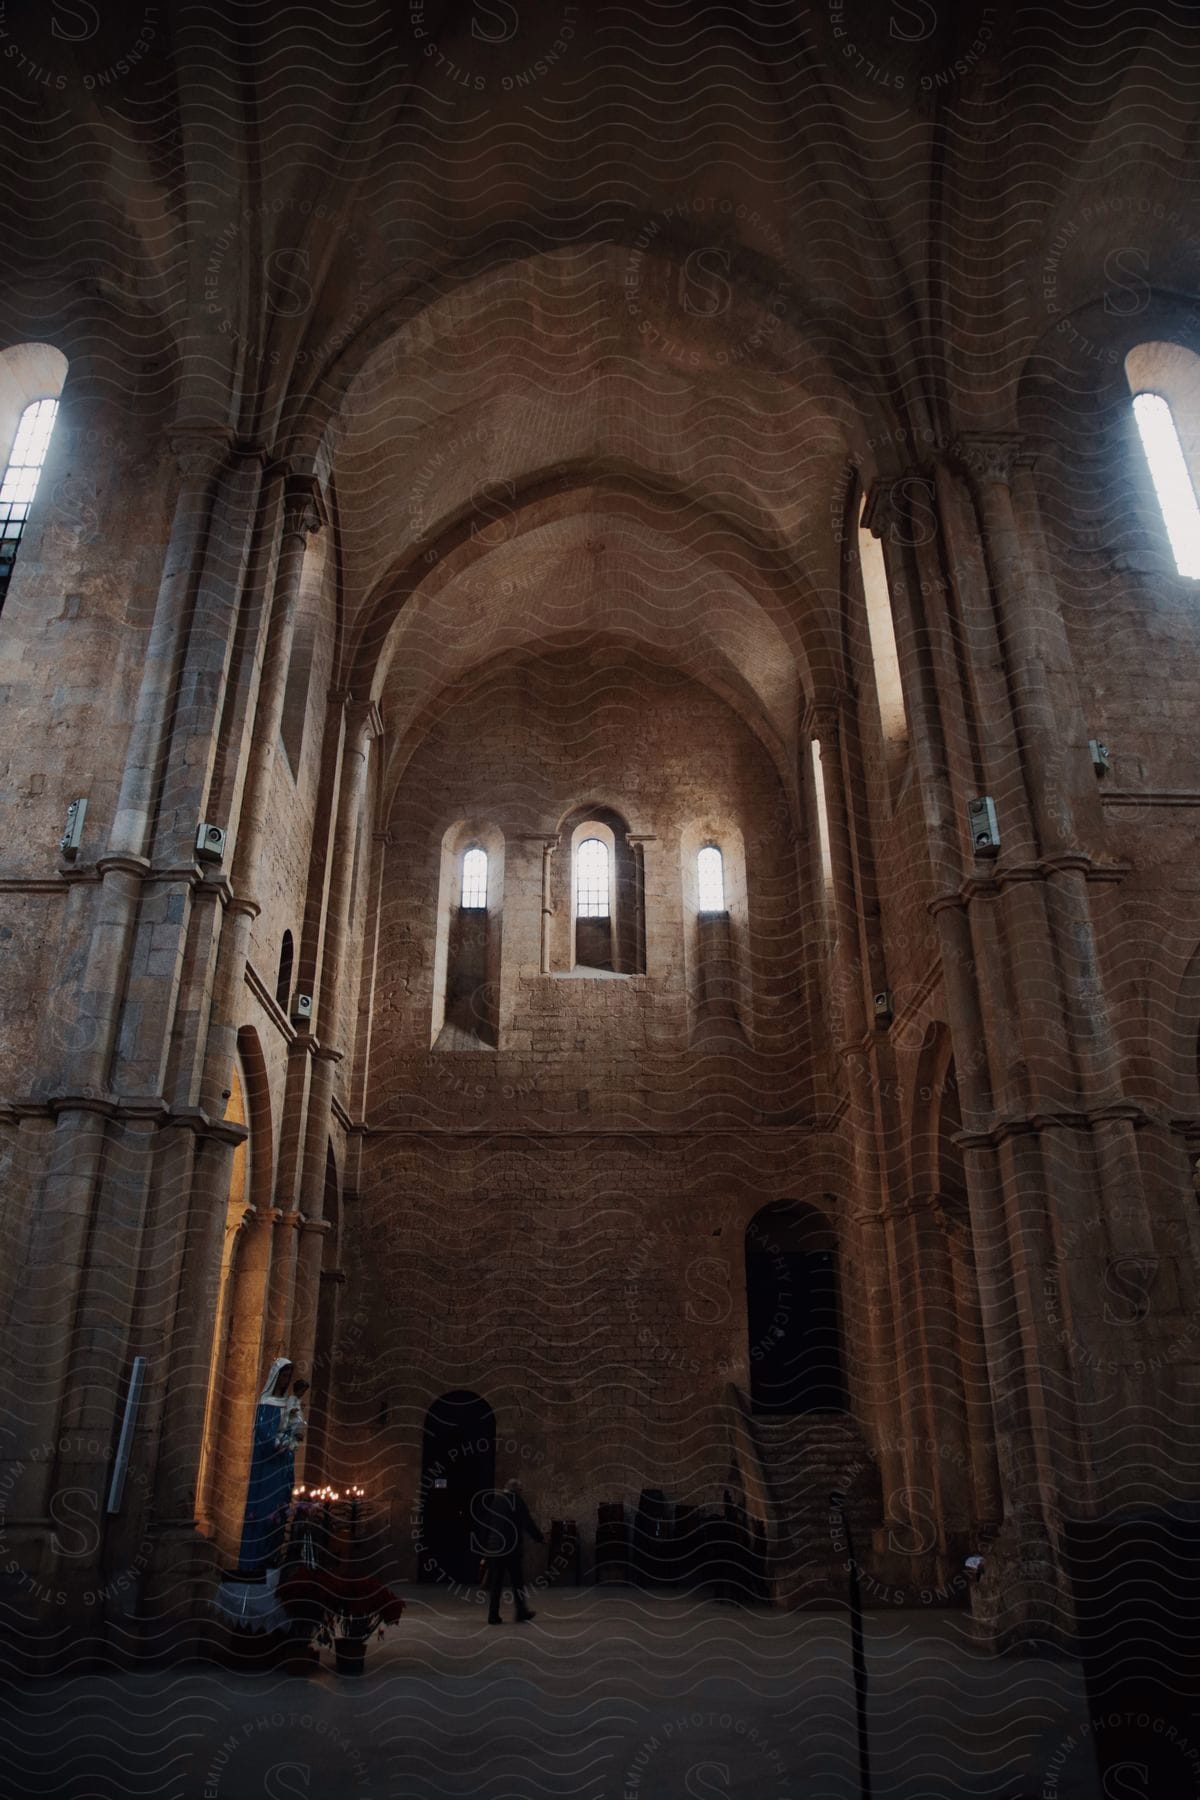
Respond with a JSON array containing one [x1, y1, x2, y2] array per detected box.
[[237, 1356, 305, 1573]]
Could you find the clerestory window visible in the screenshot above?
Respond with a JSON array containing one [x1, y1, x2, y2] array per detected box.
[[0, 397, 58, 609], [1131, 390, 1200, 579], [461, 845, 488, 909], [575, 837, 610, 919], [697, 843, 726, 912]]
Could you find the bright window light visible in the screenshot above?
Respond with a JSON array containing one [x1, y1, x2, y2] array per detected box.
[[1132, 391, 1200, 578], [811, 739, 833, 889], [0, 397, 59, 607], [575, 837, 610, 918], [858, 498, 907, 747], [461, 846, 487, 909], [697, 844, 725, 911]]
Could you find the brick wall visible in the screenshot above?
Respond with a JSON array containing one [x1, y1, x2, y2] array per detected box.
[[344, 647, 854, 1567]]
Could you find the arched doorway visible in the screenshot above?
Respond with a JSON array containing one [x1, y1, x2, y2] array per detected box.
[[745, 1202, 846, 1413], [419, 1391, 496, 1587]]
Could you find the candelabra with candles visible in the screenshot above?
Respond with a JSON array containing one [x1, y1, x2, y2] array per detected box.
[[285, 1483, 367, 1566]]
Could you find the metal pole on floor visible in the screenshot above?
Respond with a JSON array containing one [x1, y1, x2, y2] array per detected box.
[[831, 1496, 872, 1800]]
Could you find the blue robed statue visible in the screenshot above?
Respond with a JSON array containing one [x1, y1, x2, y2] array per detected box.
[[237, 1355, 306, 1573]]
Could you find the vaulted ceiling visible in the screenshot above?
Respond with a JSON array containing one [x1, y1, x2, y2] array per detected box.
[[3, 0, 1198, 765]]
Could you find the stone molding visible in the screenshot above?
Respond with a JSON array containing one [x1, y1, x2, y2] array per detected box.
[[243, 960, 297, 1043], [0, 1092, 250, 1142], [929, 854, 1129, 913], [362, 1119, 849, 1138], [1101, 789, 1200, 808], [955, 1100, 1152, 1150]]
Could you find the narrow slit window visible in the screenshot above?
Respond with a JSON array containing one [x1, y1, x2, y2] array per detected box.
[[575, 837, 610, 918], [1132, 391, 1200, 578], [858, 497, 908, 748], [811, 739, 834, 890], [461, 846, 488, 910], [697, 844, 725, 911], [275, 931, 294, 1008], [0, 397, 59, 608]]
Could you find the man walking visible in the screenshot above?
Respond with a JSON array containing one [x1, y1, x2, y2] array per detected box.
[[479, 1477, 544, 1624]]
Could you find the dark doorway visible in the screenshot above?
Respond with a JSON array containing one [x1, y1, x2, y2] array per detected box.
[[746, 1202, 846, 1413], [419, 1391, 496, 1587]]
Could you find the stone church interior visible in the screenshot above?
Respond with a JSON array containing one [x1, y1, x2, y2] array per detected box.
[[2, 1, 1200, 1793]]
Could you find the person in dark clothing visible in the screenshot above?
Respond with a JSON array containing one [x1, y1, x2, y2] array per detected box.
[[479, 1477, 544, 1624]]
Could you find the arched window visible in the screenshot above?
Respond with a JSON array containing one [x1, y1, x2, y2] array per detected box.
[[697, 843, 726, 911], [0, 396, 59, 608], [575, 837, 610, 918], [461, 845, 488, 909], [275, 931, 294, 1009], [432, 822, 504, 1050], [1131, 390, 1200, 578]]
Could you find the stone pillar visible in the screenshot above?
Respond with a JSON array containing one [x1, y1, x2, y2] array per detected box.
[[279, 702, 380, 1344], [0, 430, 232, 1544], [129, 475, 326, 1591], [941, 1199, 1003, 1531], [866, 467, 1074, 1642], [804, 701, 905, 1510], [144, 1116, 246, 1526], [908, 1201, 975, 1564], [108, 428, 233, 863], [207, 1205, 277, 1558], [193, 1196, 257, 1538], [303, 1267, 346, 1487], [290, 1217, 333, 1391], [199, 475, 324, 1118]]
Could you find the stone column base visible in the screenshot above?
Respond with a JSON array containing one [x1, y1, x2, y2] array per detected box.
[[967, 1512, 1077, 1654]]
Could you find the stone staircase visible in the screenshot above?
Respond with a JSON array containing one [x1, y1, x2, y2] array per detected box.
[[729, 1390, 882, 1608]]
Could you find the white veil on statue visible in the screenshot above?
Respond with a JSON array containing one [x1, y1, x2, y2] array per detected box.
[[259, 1355, 293, 1408]]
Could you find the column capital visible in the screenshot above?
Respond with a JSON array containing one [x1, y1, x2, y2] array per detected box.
[[342, 696, 384, 743], [802, 699, 844, 743], [328, 690, 383, 734], [949, 433, 1037, 486], [167, 425, 235, 482], [861, 471, 937, 540], [281, 473, 326, 544]]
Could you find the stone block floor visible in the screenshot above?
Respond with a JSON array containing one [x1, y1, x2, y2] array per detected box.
[[0, 1587, 1100, 1799]]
